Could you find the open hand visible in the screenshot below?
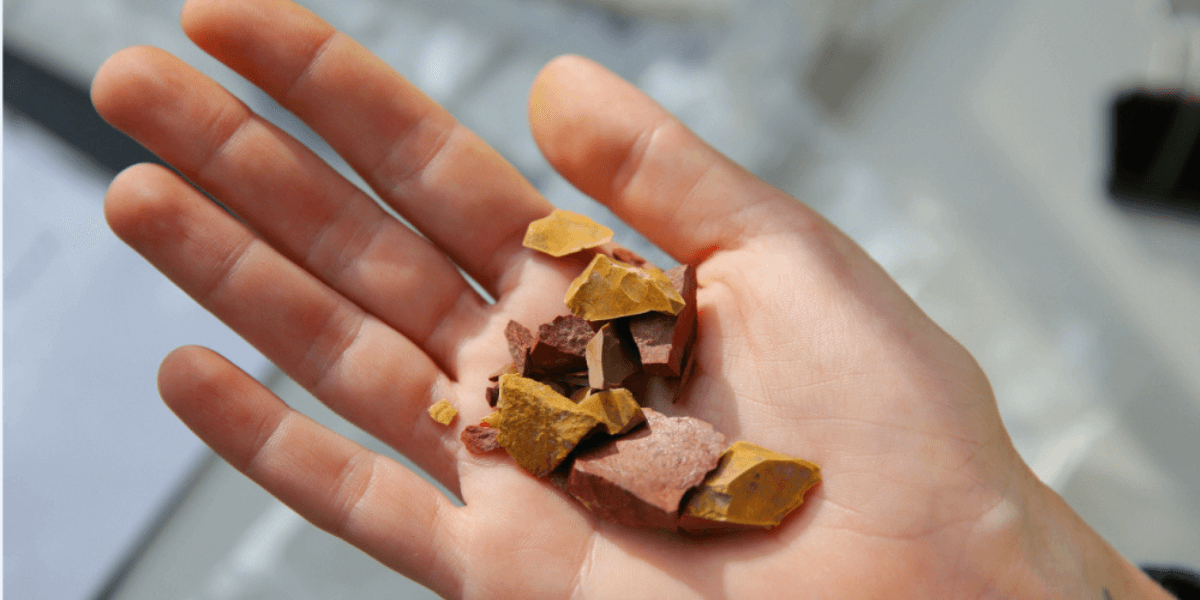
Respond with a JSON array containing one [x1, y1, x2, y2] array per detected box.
[[93, 1, 1169, 598]]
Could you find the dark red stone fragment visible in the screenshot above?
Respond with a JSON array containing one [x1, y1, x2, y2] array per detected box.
[[528, 315, 593, 375], [565, 408, 726, 530], [485, 383, 500, 407], [461, 425, 502, 454], [504, 321, 535, 375], [628, 264, 697, 377]]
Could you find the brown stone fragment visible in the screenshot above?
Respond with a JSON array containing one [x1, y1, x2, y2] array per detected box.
[[629, 264, 697, 377], [529, 315, 593, 375], [427, 399, 458, 425], [565, 408, 725, 530], [544, 371, 591, 400], [565, 255, 685, 321], [494, 374, 603, 477], [575, 388, 645, 435], [461, 425, 501, 454], [679, 441, 822, 533], [586, 323, 640, 389], [523, 209, 614, 257], [504, 321, 535, 375], [485, 383, 500, 407]]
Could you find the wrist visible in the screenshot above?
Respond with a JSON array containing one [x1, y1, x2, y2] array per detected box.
[[992, 470, 1174, 600]]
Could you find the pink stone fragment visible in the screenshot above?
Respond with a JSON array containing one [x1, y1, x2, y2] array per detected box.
[[565, 408, 725, 530]]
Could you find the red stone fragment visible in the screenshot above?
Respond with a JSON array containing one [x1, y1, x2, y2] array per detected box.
[[586, 323, 640, 389], [628, 265, 697, 377], [595, 242, 657, 270], [612, 246, 651, 269], [529, 315, 593, 375], [565, 408, 726, 530], [504, 321, 535, 375], [462, 425, 502, 454]]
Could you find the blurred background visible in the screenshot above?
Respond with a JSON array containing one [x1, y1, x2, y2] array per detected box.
[[6, 0, 1200, 597]]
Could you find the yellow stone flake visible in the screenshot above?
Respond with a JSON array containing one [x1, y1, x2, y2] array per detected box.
[[495, 374, 602, 477], [522, 209, 614, 257], [681, 441, 821, 530], [480, 411, 502, 427], [565, 255, 685, 321], [427, 399, 458, 425], [576, 388, 644, 435]]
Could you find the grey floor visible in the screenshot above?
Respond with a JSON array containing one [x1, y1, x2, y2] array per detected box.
[[6, 0, 1200, 598]]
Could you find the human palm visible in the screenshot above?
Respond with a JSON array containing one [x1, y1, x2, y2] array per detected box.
[[95, 0, 1104, 598]]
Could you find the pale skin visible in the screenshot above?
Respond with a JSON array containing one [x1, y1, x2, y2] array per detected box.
[[92, 0, 1174, 598]]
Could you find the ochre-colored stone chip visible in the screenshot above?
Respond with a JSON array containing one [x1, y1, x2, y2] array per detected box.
[[679, 441, 821, 532], [480, 411, 502, 427], [575, 388, 645, 435], [565, 255, 685, 321], [427, 399, 458, 425], [494, 374, 603, 477], [522, 209, 614, 257], [565, 408, 726, 530]]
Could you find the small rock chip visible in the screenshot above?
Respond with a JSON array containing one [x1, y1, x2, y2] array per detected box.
[[679, 441, 822, 532], [495, 374, 603, 477], [629, 264, 697, 377], [586, 323, 640, 389], [428, 399, 458, 425], [461, 425, 502, 454], [565, 255, 685, 321], [529, 315, 593, 375], [597, 242, 657, 270], [565, 408, 725, 530], [480, 411, 502, 427], [523, 209, 614, 257], [504, 321, 535, 375], [488, 363, 518, 382], [485, 383, 500, 407], [575, 388, 645, 435]]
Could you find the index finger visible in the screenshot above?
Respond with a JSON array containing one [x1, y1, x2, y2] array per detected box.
[[181, 0, 552, 296]]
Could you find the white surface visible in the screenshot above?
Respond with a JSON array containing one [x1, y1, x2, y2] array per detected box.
[[3, 110, 271, 600]]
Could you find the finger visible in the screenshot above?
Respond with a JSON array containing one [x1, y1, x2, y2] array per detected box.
[[91, 46, 487, 374], [529, 55, 821, 265], [158, 345, 465, 598], [181, 0, 552, 296], [105, 163, 463, 492]]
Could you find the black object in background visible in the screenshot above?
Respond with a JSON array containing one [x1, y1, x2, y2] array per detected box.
[[4, 46, 165, 174], [1145, 565, 1200, 600], [1109, 89, 1200, 220]]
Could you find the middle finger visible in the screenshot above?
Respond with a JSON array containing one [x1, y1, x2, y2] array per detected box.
[[182, 0, 554, 296]]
